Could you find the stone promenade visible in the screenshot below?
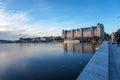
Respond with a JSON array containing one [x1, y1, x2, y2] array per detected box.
[[77, 42, 120, 80], [109, 43, 120, 80]]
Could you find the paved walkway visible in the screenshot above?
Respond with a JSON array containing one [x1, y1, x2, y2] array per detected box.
[[109, 43, 120, 80], [77, 42, 108, 80]]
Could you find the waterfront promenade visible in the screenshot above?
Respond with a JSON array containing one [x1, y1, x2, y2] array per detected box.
[[77, 42, 108, 80], [77, 42, 120, 80], [109, 43, 120, 80]]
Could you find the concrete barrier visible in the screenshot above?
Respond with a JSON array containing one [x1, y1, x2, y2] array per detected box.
[[77, 42, 108, 80]]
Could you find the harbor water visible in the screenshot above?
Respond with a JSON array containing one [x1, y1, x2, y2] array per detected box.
[[0, 42, 101, 80]]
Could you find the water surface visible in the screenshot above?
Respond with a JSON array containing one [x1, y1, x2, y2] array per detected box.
[[0, 42, 101, 80]]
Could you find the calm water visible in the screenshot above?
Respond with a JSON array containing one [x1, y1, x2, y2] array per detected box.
[[0, 42, 101, 80]]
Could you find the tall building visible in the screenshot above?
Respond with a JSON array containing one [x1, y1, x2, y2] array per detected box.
[[62, 23, 104, 41]]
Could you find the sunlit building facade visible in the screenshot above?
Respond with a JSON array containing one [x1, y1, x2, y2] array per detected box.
[[62, 23, 104, 40]]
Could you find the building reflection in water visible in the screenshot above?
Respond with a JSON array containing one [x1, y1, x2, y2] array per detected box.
[[63, 42, 101, 54]]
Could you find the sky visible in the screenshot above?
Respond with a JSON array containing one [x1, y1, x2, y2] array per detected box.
[[0, 0, 120, 40]]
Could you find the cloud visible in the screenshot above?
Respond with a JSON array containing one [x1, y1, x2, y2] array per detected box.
[[0, 9, 32, 39], [1, 0, 91, 40], [0, 1, 61, 40]]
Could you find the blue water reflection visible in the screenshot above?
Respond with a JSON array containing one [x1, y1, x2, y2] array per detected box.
[[0, 42, 101, 80]]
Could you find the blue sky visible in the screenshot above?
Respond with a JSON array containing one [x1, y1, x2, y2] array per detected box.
[[0, 0, 120, 40]]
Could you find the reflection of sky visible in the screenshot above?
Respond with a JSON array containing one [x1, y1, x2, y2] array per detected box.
[[0, 42, 95, 80], [0, 43, 62, 70]]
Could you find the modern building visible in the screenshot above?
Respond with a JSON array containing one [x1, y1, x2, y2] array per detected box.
[[62, 23, 104, 41]]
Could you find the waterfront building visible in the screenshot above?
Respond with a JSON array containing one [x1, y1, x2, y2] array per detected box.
[[19, 38, 35, 43], [62, 23, 104, 41], [19, 37, 53, 43]]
